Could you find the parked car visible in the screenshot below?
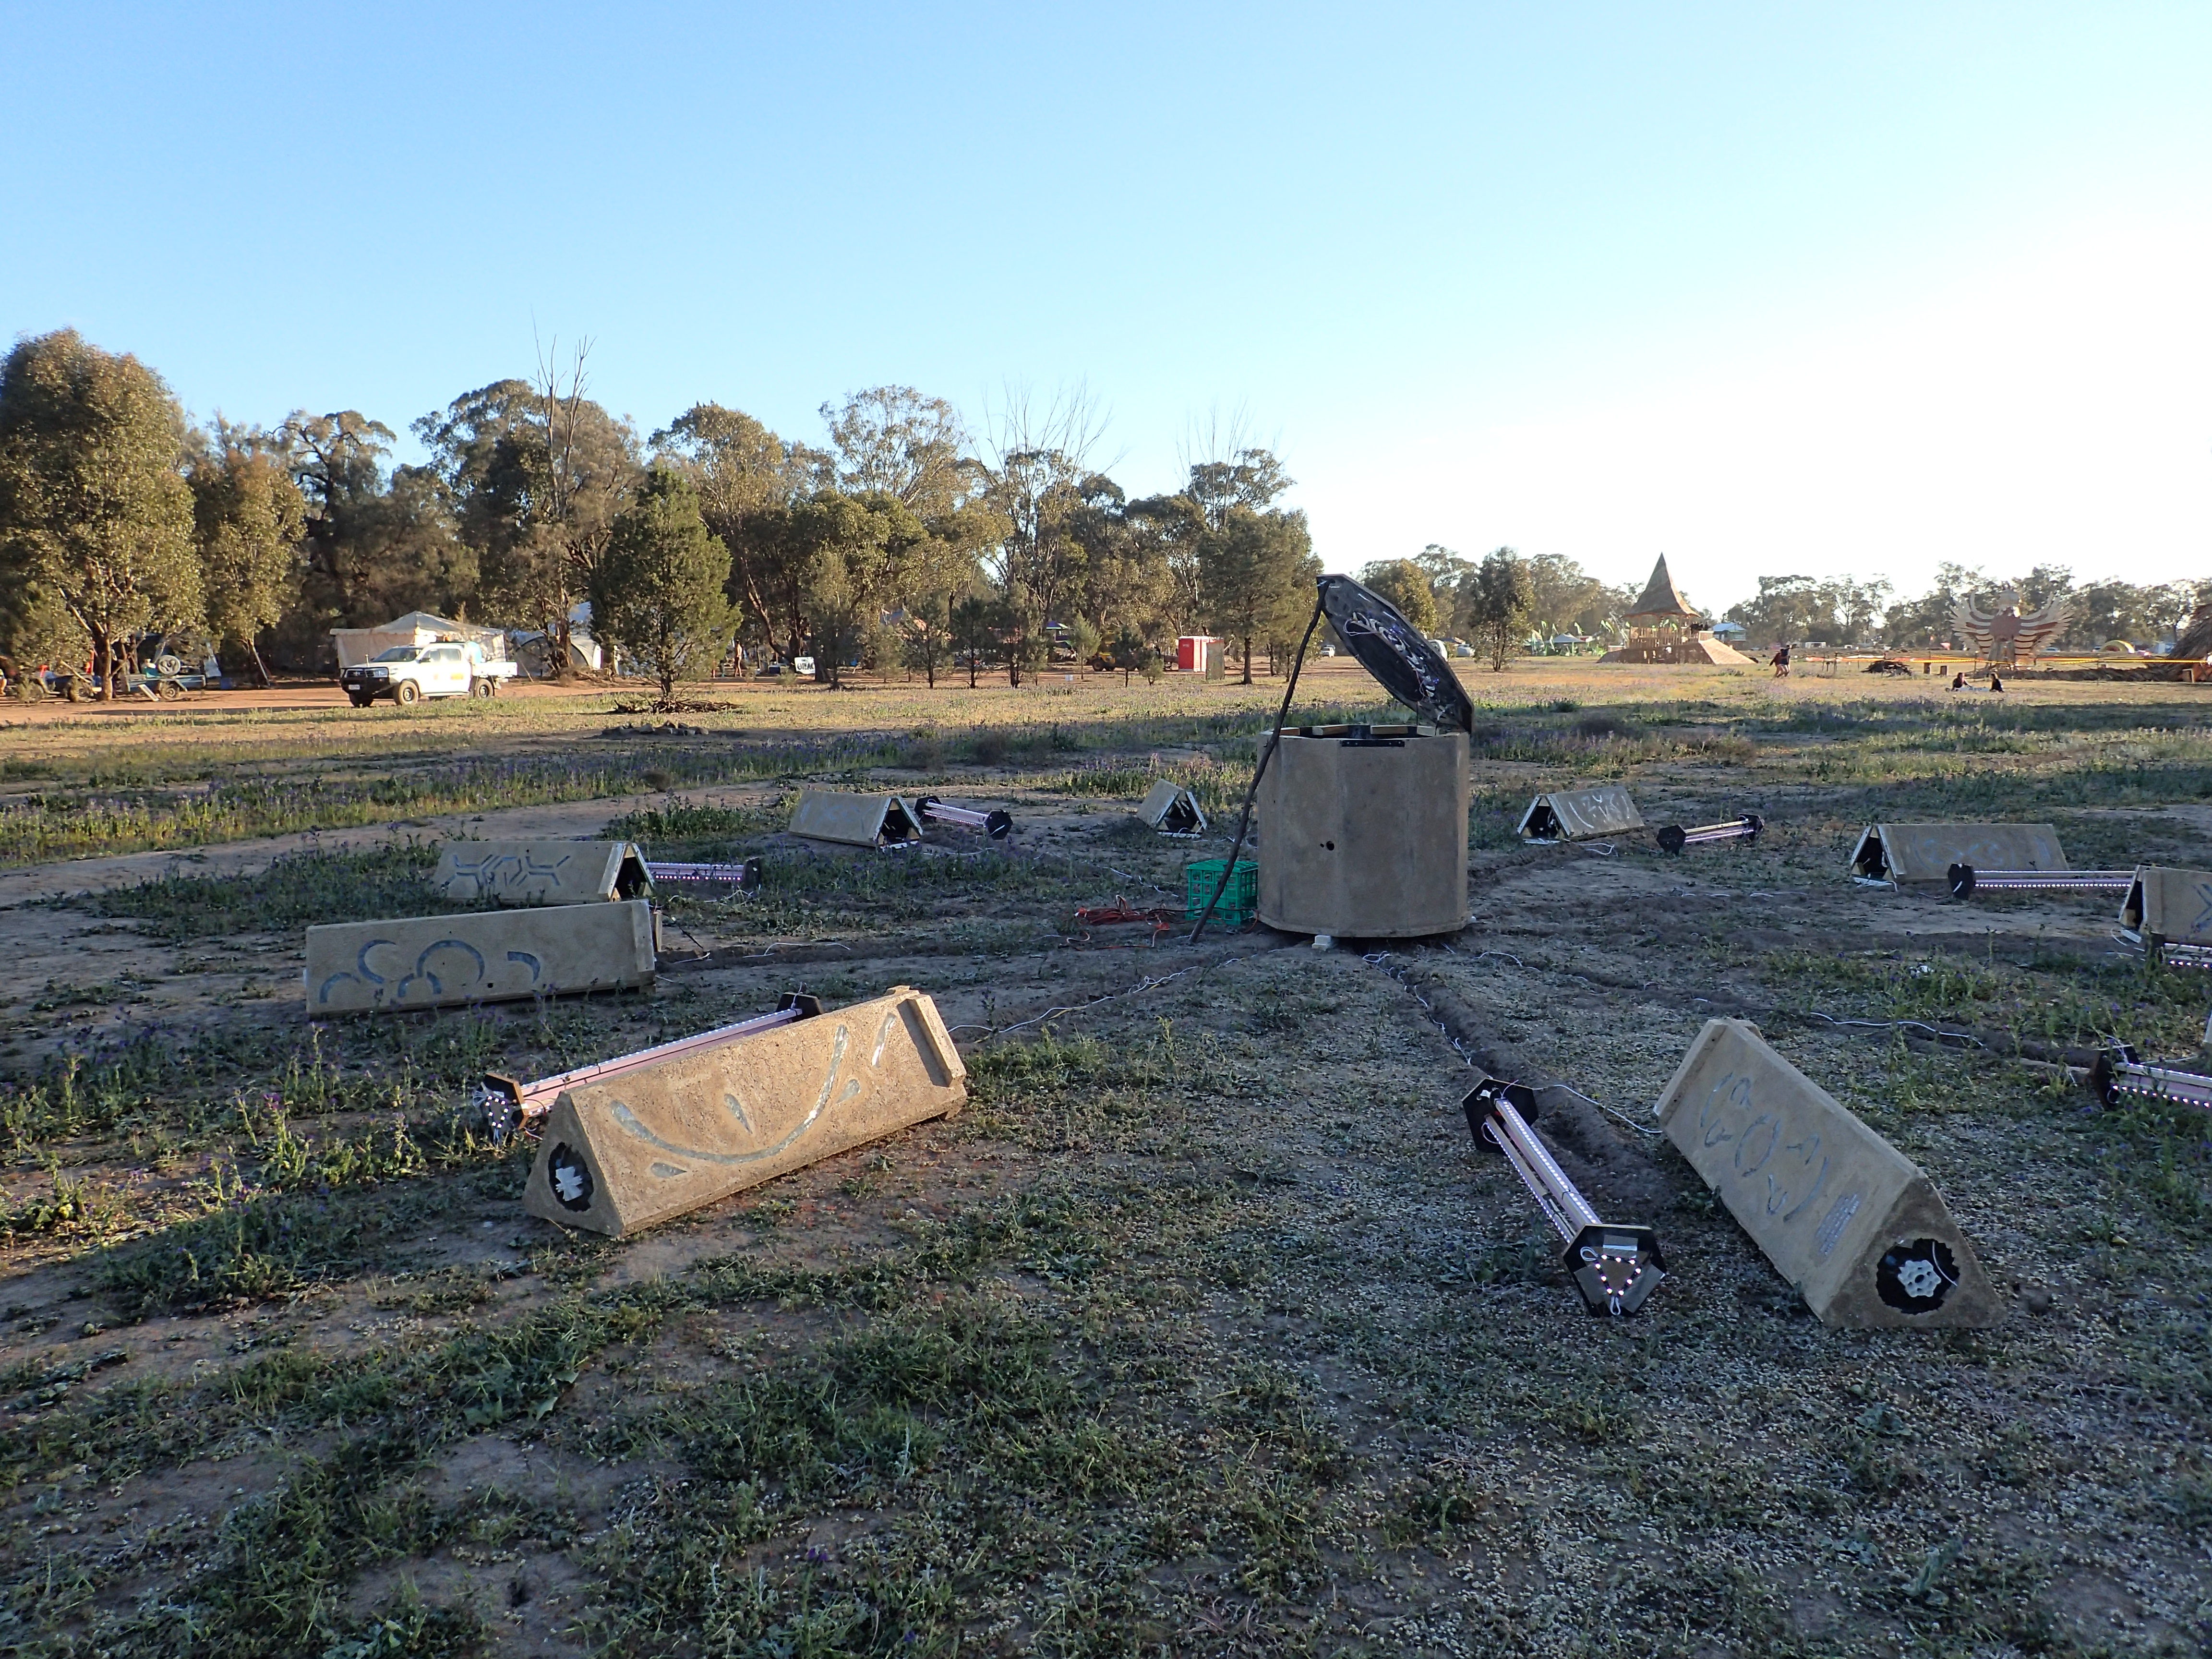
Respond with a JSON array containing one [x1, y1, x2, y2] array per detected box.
[[341, 640, 518, 707]]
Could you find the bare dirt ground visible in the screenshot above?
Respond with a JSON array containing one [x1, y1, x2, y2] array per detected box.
[[3, 661, 2211, 1657]]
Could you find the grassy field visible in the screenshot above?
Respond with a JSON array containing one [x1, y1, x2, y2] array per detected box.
[[2, 660, 2211, 1656]]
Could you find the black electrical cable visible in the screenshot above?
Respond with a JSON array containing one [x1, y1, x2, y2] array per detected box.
[[1188, 592, 1326, 944]]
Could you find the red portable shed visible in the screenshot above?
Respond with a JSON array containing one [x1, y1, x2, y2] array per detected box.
[[1176, 636, 1220, 673]]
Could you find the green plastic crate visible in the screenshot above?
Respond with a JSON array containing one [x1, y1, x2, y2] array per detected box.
[[1185, 858, 1257, 926]]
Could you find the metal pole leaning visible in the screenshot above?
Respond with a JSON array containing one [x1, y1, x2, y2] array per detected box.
[[475, 992, 822, 1140], [1948, 864, 2134, 899], [1463, 1076, 1666, 1316], [1189, 592, 1325, 945], [1655, 814, 1763, 854]]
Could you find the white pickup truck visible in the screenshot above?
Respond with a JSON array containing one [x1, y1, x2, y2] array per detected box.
[[341, 641, 519, 707]]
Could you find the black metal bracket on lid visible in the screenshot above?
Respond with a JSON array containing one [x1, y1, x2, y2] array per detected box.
[[1461, 1076, 1666, 1316], [1318, 574, 1475, 735], [1655, 814, 1763, 855]]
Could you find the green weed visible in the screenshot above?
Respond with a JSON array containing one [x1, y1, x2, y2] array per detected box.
[[62, 842, 457, 941]]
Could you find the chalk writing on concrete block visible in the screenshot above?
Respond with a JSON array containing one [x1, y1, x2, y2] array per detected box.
[[1654, 1018, 2003, 1328]]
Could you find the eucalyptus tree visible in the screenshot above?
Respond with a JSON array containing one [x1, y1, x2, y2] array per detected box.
[[1464, 547, 1535, 671], [589, 468, 742, 707], [825, 386, 998, 649], [980, 387, 1104, 669], [283, 411, 469, 641], [1358, 558, 1440, 636], [417, 345, 639, 671], [1199, 505, 1316, 684], [189, 420, 306, 683], [0, 330, 199, 695], [653, 402, 816, 662]]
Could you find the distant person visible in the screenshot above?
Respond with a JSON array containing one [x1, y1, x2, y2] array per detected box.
[[1989, 672, 2004, 692], [1951, 672, 1966, 690], [1771, 644, 1791, 678]]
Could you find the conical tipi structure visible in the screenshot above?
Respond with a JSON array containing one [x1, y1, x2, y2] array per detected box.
[[1600, 555, 1753, 665]]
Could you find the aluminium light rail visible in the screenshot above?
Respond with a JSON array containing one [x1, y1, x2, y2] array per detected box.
[[644, 857, 763, 890], [474, 992, 822, 1140], [2092, 1045, 2212, 1112], [1948, 864, 2135, 899], [1463, 1077, 1665, 1316], [1654, 814, 1762, 855], [916, 796, 1013, 839]]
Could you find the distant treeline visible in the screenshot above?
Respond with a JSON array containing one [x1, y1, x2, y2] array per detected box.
[[0, 332, 1325, 697], [1717, 568, 2209, 653], [4, 331, 2192, 699]]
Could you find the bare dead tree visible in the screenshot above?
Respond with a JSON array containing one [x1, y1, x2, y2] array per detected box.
[[529, 333, 635, 674], [980, 383, 1115, 682]]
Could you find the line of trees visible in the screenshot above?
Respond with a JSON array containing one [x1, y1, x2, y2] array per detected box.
[[0, 330, 1322, 697], [1357, 547, 1627, 667], [1723, 565, 2212, 652]]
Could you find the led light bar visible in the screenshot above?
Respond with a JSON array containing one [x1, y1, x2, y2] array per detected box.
[[1948, 864, 2134, 899], [474, 992, 823, 1141], [1461, 1077, 1666, 1316], [645, 857, 763, 890], [2092, 1045, 2212, 1111], [916, 796, 1013, 839], [1655, 814, 1762, 854], [2161, 941, 2212, 970]]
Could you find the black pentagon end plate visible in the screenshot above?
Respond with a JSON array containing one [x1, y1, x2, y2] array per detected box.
[[1318, 574, 1475, 735], [1461, 1075, 1539, 1146]]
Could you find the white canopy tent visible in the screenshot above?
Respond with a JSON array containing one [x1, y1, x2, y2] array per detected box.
[[330, 612, 505, 671]]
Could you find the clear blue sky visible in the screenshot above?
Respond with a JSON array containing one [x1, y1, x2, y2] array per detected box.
[[5, 3, 2208, 613]]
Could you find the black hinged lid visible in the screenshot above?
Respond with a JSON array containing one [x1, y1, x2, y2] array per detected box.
[[1317, 574, 1475, 735]]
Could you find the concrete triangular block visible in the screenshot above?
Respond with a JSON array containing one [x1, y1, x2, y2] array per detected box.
[[1849, 823, 2065, 884], [1517, 784, 1643, 842], [523, 986, 965, 1236], [305, 901, 655, 1015], [1654, 1019, 2004, 1328], [431, 840, 653, 905], [1136, 780, 1207, 835], [790, 792, 923, 847], [2120, 866, 2212, 947]]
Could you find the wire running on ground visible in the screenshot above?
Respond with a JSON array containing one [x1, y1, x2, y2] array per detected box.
[[946, 953, 1253, 1041], [1361, 950, 1664, 1137]]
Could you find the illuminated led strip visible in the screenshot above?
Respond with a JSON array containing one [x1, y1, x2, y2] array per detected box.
[[1948, 865, 2134, 899], [1655, 815, 1762, 854], [1483, 1100, 1600, 1240], [2094, 1046, 2212, 1111], [646, 859, 761, 887], [476, 995, 820, 1134], [1462, 1078, 1666, 1316]]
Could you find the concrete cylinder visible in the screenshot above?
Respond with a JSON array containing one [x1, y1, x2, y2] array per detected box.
[[1256, 728, 1469, 938]]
